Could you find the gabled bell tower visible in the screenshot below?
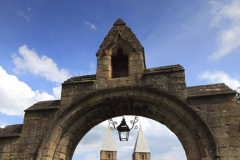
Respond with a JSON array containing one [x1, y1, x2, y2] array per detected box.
[[95, 19, 146, 88]]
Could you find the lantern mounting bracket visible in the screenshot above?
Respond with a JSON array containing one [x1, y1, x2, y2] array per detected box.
[[108, 116, 139, 141]]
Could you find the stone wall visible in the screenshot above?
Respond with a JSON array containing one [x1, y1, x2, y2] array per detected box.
[[0, 101, 59, 160], [188, 84, 239, 159], [143, 64, 187, 99]]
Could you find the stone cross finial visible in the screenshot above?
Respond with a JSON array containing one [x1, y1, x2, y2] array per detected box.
[[114, 18, 126, 26]]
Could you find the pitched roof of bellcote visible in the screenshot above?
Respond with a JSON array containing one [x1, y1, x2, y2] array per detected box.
[[101, 125, 117, 151], [133, 126, 150, 153], [96, 19, 145, 64], [114, 19, 126, 26]]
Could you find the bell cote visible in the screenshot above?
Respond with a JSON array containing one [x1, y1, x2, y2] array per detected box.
[[96, 19, 146, 80]]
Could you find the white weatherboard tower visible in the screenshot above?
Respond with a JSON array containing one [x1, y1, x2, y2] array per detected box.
[[100, 125, 117, 160], [132, 126, 151, 160]]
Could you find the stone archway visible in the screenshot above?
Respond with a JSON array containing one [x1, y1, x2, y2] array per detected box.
[[36, 86, 217, 160], [1, 18, 238, 160]]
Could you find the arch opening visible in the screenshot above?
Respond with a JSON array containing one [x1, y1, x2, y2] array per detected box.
[[72, 116, 187, 160]]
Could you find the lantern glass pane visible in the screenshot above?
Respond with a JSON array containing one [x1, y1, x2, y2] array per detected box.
[[118, 130, 130, 141]]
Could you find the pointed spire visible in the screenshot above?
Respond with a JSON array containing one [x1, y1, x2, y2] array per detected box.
[[114, 19, 126, 26], [133, 126, 150, 153], [101, 125, 117, 151]]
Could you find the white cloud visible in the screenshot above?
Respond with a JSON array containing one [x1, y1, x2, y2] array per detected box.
[[12, 45, 71, 83], [0, 123, 7, 128], [152, 147, 186, 160], [141, 117, 175, 137], [74, 122, 107, 156], [199, 70, 240, 89], [83, 21, 97, 30], [83, 152, 98, 160], [209, 0, 240, 60], [17, 11, 31, 22], [79, 63, 96, 75], [90, 62, 95, 69], [0, 66, 55, 116], [53, 86, 62, 99]]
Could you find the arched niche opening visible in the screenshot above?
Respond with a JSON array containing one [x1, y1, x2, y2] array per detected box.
[[112, 48, 129, 78], [72, 116, 186, 160]]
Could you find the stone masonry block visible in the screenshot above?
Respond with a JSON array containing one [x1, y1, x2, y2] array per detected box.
[[221, 109, 240, 117], [60, 97, 72, 106], [210, 118, 221, 127], [220, 147, 240, 156], [130, 65, 140, 74], [160, 96, 170, 109], [43, 149, 54, 157], [213, 126, 228, 138], [182, 135, 199, 153], [153, 94, 164, 106], [132, 90, 141, 101], [116, 81, 127, 86], [207, 104, 221, 111], [127, 80, 136, 85], [146, 92, 156, 104], [156, 80, 165, 86], [140, 91, 150, 102], [230, 137, 240, 147], [103, 65, 111, 71], [49, 132, 61, 143], [173, 122, 186, 135], [228, 124, 240, 137], [212, 111, 220, 118], [175, 72, 185, 78], [56, 145, 67, 154], [53, 125, 64, 136], [45, 141, 57, 150], [62, 131, 76, 141], [225, 117, 238, 125], [144, 78, 154, 86], [102, 59, 110, 65], [199, 137, 211, 148], [217, 138, 230, 147]]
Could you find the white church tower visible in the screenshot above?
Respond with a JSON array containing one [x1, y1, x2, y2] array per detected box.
[[100, 125, 117, 160], [132, 126, 151, 160]]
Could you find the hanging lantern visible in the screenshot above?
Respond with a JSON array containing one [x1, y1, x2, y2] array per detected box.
[[109, 116, 139, 141], [117, 117, 130, 141]]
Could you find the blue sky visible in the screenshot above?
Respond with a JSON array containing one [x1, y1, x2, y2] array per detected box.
[[0, 0, 240, 160]]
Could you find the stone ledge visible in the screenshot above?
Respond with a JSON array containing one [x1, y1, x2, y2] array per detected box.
[[25, 100, 60, 112], [63, 80, 95, 85], [0, 124, 23, 138], [143, 64, 184, 75], [63, 74, 96, 85], [187, 83, 236, 98]]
